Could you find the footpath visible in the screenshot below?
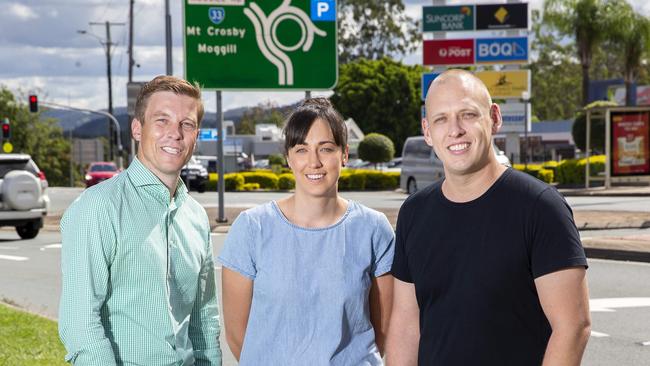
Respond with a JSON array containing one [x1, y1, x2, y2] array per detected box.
[[204, 186, 650, 263]]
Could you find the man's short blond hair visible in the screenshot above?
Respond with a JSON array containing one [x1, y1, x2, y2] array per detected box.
[[134, 75, 204, 125]]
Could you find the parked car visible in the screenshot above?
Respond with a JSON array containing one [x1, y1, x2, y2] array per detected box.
[[0, 154, 49, 239], [85, 161, 119, 188], [181, 156, 208, 193], [400, 136, 511, 194]]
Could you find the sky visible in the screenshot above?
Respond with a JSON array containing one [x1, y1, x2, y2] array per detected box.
[[1, 0, 648, 115]]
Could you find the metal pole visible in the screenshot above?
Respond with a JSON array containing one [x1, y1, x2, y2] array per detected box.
[[128, 0, 134, 83], [524, 100, 528, 170], [105, 21, 115, 162], [305, 91, 311, 99], [585, 109, 591, 188], [69, 129, 73, 187], [165, 0, 173, 75], [216, 91, 227, 223]]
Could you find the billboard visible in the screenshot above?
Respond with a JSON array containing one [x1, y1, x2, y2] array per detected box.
[[423, 39, 474, 66], [476, 3, 528, 30], [476, 37, 528, 64], [422, 5, 474, 32], [476, 70, 530, 99], [611, 111, 650, 176], [498, 102, 530, 133], [183, 0, 338, 90]]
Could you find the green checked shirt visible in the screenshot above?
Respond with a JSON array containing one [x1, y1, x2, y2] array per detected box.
[[59, 158, 221, 366]]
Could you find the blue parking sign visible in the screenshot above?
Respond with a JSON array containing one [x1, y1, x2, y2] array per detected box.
[[421, 72, 440, 101], [311, 0, 335, 21]]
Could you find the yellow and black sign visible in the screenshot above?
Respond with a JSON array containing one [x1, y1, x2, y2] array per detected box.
[[476, 70, 530, 99], [476, 3, 528, 30]]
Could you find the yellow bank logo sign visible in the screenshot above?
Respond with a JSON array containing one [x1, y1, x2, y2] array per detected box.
[[476, 70, 530, 99]]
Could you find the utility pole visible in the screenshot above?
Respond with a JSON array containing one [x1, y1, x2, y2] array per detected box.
[[165, 0, 173, 75], [87, 21, 125, 162]]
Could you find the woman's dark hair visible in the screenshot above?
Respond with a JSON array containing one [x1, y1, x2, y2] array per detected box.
[[283, 97, 347, 154]]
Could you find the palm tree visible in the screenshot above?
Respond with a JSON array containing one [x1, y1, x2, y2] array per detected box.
[[543, 0, 608, 107], [607, 2, 650, 105]]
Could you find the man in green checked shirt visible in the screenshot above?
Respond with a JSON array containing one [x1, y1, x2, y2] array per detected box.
[[59, 75, 222, 365]]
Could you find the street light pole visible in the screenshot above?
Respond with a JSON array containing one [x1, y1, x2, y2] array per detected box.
[[521, 91, 530, 170], [165, 0, 173, 75]]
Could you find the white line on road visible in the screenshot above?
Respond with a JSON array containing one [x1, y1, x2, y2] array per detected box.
[[40, 243, 62, 251], [590, 331, 610, 338], [0, 254, 28, 261], [0, 246, 19, 250]]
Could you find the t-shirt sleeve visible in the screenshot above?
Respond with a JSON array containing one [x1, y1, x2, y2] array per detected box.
[[371, 213, 395, 277], [530, 188, 588, 279], [391, 201, 413, 283], [217, 212, 257, 279]]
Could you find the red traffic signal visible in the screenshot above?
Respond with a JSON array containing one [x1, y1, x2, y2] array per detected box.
[[2, 119, 10, 139], [29, 95, 38, 113]]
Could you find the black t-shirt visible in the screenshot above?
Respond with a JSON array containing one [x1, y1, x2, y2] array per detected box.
[[392, 168, 588, 366]]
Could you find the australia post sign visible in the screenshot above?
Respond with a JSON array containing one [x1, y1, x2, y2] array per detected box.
[[423, 39, 474, 66], [183, 0, 338, 90]]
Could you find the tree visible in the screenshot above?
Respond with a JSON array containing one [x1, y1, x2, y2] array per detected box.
[[0, 87, 77, 186], [544, 0, 609, 107], [238, 101, 286, 135], [358, 133, 395, 166], [330, 57, 423, 155], [337, 0, 419, 64], [530, 9, 582, 120], [607, 1, 650, 105]]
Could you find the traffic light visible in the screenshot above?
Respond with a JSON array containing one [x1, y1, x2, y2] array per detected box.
[[2, 118, 10, 140], [29, 95, 38, 113]]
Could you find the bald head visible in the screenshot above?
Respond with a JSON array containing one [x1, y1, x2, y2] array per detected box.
[[426, 69, 492, 114]]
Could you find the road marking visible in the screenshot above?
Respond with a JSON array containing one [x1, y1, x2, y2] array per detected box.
[[590, 331, 610, 338], [0, 254, 28, 261], [0, 246, 19, 250], [590, 297, 650, 312], [639, 341, 650, 346], [40, 243, 62, 251]]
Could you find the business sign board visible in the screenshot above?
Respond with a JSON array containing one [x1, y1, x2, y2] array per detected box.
[[476, 70, 530, 99], [199, 128, 220, 141], [613, 85, 650, 106], [423, 39, 474, 66], [421, 72, 440, 100], [184, 0, 338, 90], [476, 3, 528, 30], [422, 5, 474, 32], [476, 37, 528, 64], [498, 102, 530, 133], [610, 111, 650, 176]]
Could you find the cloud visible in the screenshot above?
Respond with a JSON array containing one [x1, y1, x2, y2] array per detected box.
[[8, 3, 39, 21]]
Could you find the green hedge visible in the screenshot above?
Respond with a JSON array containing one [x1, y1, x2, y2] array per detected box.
[[556, 155, 605, 185], [338, 169, 400, 190], [241, 183, 260, 191], [240, 172, 279, 189], [206, 173, 244, 191], [278, 173, 296, 190]]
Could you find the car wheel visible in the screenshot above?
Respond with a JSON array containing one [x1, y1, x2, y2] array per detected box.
[[16, 222, 39, 240], [197, 184, 206, 193], [407, 178, 417, 195]]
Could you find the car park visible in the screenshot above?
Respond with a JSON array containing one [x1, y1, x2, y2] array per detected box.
[[181, 156, 208, 193], [400, 136, 511, 194], [85, 161, 119, 188], [0, 154, 49, 239]]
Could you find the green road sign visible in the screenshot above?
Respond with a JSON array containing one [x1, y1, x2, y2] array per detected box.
[[422, 5, 474, 32], [183, 0, 338, 90]]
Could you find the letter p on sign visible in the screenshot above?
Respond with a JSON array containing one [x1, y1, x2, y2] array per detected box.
[[311, 0, 336, 21]]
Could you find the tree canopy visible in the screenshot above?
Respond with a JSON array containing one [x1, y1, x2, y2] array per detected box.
[[329, 57, 423, 155], [337, 0, 419, 64], [358, 133, 395, 164], [0, 87, 76, 186]]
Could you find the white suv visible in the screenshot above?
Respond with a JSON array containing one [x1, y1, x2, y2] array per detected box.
[[0, 154, 49, 239]]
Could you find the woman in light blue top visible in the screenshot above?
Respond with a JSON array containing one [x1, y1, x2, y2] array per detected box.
[[218, 98, 395, 365]]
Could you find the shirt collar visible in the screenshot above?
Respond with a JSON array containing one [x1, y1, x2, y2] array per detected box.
[[127, 157, 189, 206]]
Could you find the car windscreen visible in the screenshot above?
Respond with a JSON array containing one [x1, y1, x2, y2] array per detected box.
[[90, 164, 117, 172], [0, 160, 37, 178]]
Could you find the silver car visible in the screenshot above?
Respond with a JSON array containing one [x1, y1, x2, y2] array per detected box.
[[400, 136, 511, 194]]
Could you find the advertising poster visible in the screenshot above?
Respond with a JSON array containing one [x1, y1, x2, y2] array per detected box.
[[611, 111, 650, 176]]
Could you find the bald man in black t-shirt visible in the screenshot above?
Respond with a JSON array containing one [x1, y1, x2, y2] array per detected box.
[[386, 70, 591, 366]]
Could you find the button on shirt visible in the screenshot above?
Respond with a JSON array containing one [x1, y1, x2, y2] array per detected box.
[[59, 158, 221, 365]]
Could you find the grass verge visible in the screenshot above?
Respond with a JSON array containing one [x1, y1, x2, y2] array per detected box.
[[0, 302, 67, 365]]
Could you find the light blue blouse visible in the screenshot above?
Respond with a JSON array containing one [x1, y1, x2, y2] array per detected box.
[[218, 200, 394, 365]]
